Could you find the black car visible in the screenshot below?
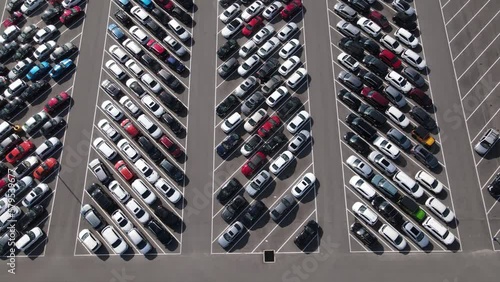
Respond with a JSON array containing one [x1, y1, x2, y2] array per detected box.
[[345, 113, 377, 141], [39, 117, 65, 136], [137, 136, 163, 162], [217, 133, 241, 158], [151, 8, 171, 26], [488, 173, 500, 197], [216, 94, 239, 118], [256, 58, 280, 83], [0, 163, 7, 177], [261, 132, 287, 155], [146, 219, 173, 245], [0, 64, 8, 76], [20, 81, 49, 101], [393, 12, 418, 31], [241, 134, 263, 156], [343, 0, 370, 14], [170, 7, 192, 25], [221, 195, 248, 222], [157, 69, 181, 90], [216, 178, 242, 204], [145, 20, 167, 38], [344, 131, 370, 154], [6, 0, 24, 13], [176, 0, 193, 9], [0, 41, 18, 61], [241, 91, 265, 116], [411, 145, 439, 169], [86, 184, 117, 214], [218, 39, 239, 60], [358, 69, 383, 90], [294, 220, 320, 249], [160, 158, 184, 183], [0, 98, 24, 120], [358, 37, 380, 56], [159, 91, 182, 113], [114, 10, 133, 28], [410, 106, 436, 130], [13, 44, 34, 61], [337, 89, 361, 110], [161, 113, 184, 134], [141, 54, 162, 72], [154, 205, 181, 228], [277, 96, 301, 120], [357, 104, 387, 128], [402, 67, 425, 88], [371, 196, 403, 225], [41, 5, 64, 24], [261, 75, 282, 96], [350, 222, 377, 245], [0, 229, 20, 255], [16, 205, 44, 232], [362, 55, 388, 76], [166, 55, 186, 74], [242, 200, 266, 226], [339, 37, 365, 60]]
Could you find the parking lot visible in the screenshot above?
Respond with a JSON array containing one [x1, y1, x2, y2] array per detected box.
[[211, 1, 319, 254], [327, 0, 461, 253], [439, 0, 500, 250], [73, 0, 195, 256], [0, 0, 87, 258]]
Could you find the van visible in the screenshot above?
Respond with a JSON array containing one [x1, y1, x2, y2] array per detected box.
[[422, 216, 455, 245], [122, 38, 143, 58], [370, 174, 400, 200], [4, 79, 27, 99], [393, 171, 424, 198]]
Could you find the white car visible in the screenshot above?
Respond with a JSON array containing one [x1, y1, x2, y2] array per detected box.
[[395, 28, 419, 48], [125, 59, 144, 77], [288, 130, 310, 154], [279, 38, 300, 59], [286, 67, 307, 89], [378, 224, 407, 250], [373, 136, 400, 160], [141, 73, 162, 93], [9, 176, 33, 199], [270, 150, 294, 175], [220, 3, 240, 23], [21, 0, 44, 14], [34, 40, 57, 60], [78, 229, 101, 253], [257, 37, 280, 59], [277, 22, 298, 42], [266, 86, 288, 107], [13, 156, 38, 178], [33, 25, 57, 44], [35, 137, 61, 158], [15, 227, 44, 252], [402, 49, 427, 71], [109, 44, 129, 64], [127, 228, 152, 254], [154, 178, 182, 204], [168, 19, 191, 42], [239, 40, 258, 58], [131, 6, 150, 24], [141, 95, 165, 118], [119, 96, 142, 117], [62, 0, 83, 8], [385, 71, 412, 94], [422, 216, 455, 245], [126, 78, 146, 97], [221, 18, 244, 39], [137, 114, 162, 139], [22, 111, 48, 133], [287, 110, 310, 134], [241, 1, 265, 22], [105, 60, 126, 80], [279, 55, 301, 77], [221, 112, 242, 133], [244, 108, 267, 132], [392, 0, 415, 17], [346, 155, 373, 178], [238, 54, 260, 77], [21, 183, 49, 208], [352, 202, 378, 226], [111, 210, 134, 232], [291, 172, 316, 198], [0, 26, 20, 44], [0, 206, 21, 232], [93, 137, 117, 160], [108, 180, 131, 203], [0, 198, 9, 215], [234, 76, 258, 98], [349, 175, 376, 200], [252, 24, 275, 45], [338, 52, 360, 72], [357, 17, 381, 38], [101, 226, 128, 254], [385, 106, 410, 128], [134, 158, 159, 184], [368, 151, 397, 177], [125, 199, 150, 224], [117, 139, 141, 162], [380, 35, 404, 55], [425, 197, 455, 223], [415, 170, 443, 194], [262, 1, 283, 20], [129, 26, 150, 45], [218, 221, 245, 248], [131, 179, 157, 205], [163, 35, 187, 57]]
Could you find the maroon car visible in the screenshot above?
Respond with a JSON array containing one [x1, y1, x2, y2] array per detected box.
[[361, 87, 390, 110], [408, 88, 433, 109], [368, 11, 389, 29]]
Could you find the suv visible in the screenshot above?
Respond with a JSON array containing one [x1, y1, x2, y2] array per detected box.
[[270, 194, 296, 222], [337, 89, 361, 110], [410, 106, 437, 130], [358, 69, 383, 90], [294, 220, 320, 249], [474, 128, 499, 155], [411, 126, 435, 148], [411, 145, 439, 169], [345, 113, 377, 141], [86, 184, 117, 214], [363, 55, 388, 76], [344, 132, 369, 154], [339, 37, 364, 60], [397, 196, 426, 222]]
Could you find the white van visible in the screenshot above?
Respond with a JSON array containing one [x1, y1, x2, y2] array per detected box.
[[4, 79, 27, 99], [93, 137, 117, 160], [393, 171, 424, 199]]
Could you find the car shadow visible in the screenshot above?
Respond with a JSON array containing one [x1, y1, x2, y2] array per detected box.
[[120, 248, 135, 260], [484, 143, 500, 160], [144, 249, 158, 260], [393, 156, 407, 168], [255, 179, 277, 200], [296, 138, 314, 159], [277, 158, 298, 180], [94, 247, 111, 260], [248, 209, 271, 231]]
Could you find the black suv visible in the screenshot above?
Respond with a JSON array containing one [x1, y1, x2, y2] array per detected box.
[[343, 0, 370, 13], [160, 159, 184, 183], [16, 205, 44, 232], [114, 10, 133, 28], [243, 200, 266, 226], [357, 104, 387, 128], [371, 196, 403, 225], [350, 222, 377, 246], [410, 106, 436, 130], [358, 69, 383, 90], [488, 173, 500, 197], [159, 91, 182, 113], [344, 132, 370, 154], [137, 136, 163, 162], [147, 219, 173, 245], [216, 94, 239, 118], [221, 195, 248, 222], [218, 39, 239, 60], [86, 184, 117, 214], [393, 12, 418, 31], [337, 89, 361, 110], [154, 205, 181, 228], [294, 220, 320, 250], [161, 113, 184, 134], [339, 37, 364, 60], [217, 178, 242, 204], [358, 36, 380, 56], [345, 113, 377, 141], [256, 58, 279, 83], [362, 55, 388, 76], [411, 145, 439, 169], [171, 7, 192, 25]]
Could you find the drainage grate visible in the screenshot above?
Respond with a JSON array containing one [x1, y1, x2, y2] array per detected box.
[[263, 250, 275, 263]]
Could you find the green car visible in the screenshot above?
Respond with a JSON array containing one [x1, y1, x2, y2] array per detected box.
[[398, 196, 426, 222]]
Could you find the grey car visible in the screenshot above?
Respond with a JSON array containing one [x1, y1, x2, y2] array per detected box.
[[392, 0, 415, 17], [218, 57, 238, 78], [338, 71, 363, 93], [384, 86, 407, 108], [336, 20, 361, 39], [333, 2, 357, 22], [101, 79, 121, 98], [241, 91, 265, 116], [402, 67, 425, 88], [411, 145, 439, 169], [261, 75, 282, 96], [80, 204, 105, 231], [270, 194, 296, 222], [387, 128, 412, 150]]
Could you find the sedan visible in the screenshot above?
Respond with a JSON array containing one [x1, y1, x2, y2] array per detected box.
[[134, 159, 159, 184], [257, 37, 280, 59], [141, 74, 162, 93], [344, 132, 369, 154], [368, 151, 397, 176], [294, 220, 319, 250], [379, 49, 401, 69], [101, 100, 124, 121], [287, 111, 310, 134], [392, 0, 415, 17], [114, 160, 135, 182], [141, 95, 164, 118], [338, 71, 363, 93], [217, 133, 240, 158], [346, 155, 373, 179], [241, 1, 265, 22], [266, 86, 288, 108], [279, 55, 301, 77], [221, 18, 244, 39], [33, 25, 57, 44], [270, 150, 294, 175], [125, 199, 150, 224], [34, 41, 57, 60], [241, 151, 266, 177], [43, 91, 70, 114], [279, 39, 300, 59], [117, 139, 141, 162], [378, 224, 407, 250], [240, 135, 263, 157], [154, 178, 182, 204], [337, 20, 361, 39], [221, 112, 242, 134], [291, 172, 316, 198], [238, 54, 261, 77], [357, 17, 382, 38], [257, 115, 281, 138], [244, 108, 268, 133], [242, 16, 263, 37], [218, 221, 244, 249], [219, 3, 241, 24], [252, 24, 275, 45], [263, 1, 283, 20], [49, 58, 74, 79], [373, 136, 400, 160], [352, 202, 378, 226], [338, 52, 360, 72], [411, 145, 439, 169], [221, 195, 248, 222], [288, 130, 310, 154], [402, 221, 429, 248], [395, 28, 418, 48], [277, 22, 298, 42], [22, 111, 49, 135], [349, 175, 376, 200], [60, 6, 83, 24], [33, 158, 58, 180], [385, 106, 410, 128]]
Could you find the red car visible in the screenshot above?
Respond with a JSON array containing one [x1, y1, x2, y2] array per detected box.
[[60, 6, 82, 24], [159, 135, 182, 158], [361, 87, 390, 110], [121, 119, 140, 138], [241, 151, 266, 177], [368, 11, 390, 29], [44, 91, 70, 113], [258, 116, 281, 138], [33, 158, 58, 180], [0, 175, 14, 196], [242, 16, 263, 37], [408, 88, 433, 109], [379, 49, 401, 69], [146, 39, 168, 59], [154, 0, 175, 12], [2, 11, 23, 28], [114, 160, 135, 181], [6, 140, 35, 164], [280, 0, 302, 20]]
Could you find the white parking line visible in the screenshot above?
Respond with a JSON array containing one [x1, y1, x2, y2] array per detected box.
[[445, 0, 472, 26], [441, 0, 452, 8], [448, 0, 492, 42], [457, 33, 500, 80], [481, 166, 500, 190], [470, 108, 500, 142], [275, 209, 316, 252], [466, 82, 500, 121], [460, 56, 500, 99], [487, 199, 500, 214]]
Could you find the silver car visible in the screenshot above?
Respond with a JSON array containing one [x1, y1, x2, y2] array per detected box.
[[336, 20, 361, 39], [402, 221, 429, 248], [218, 221, 244, 249], [368, 151, 397, 177]]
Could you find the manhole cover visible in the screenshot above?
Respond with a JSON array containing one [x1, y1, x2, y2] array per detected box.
[[263, 250, 275, 263]]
